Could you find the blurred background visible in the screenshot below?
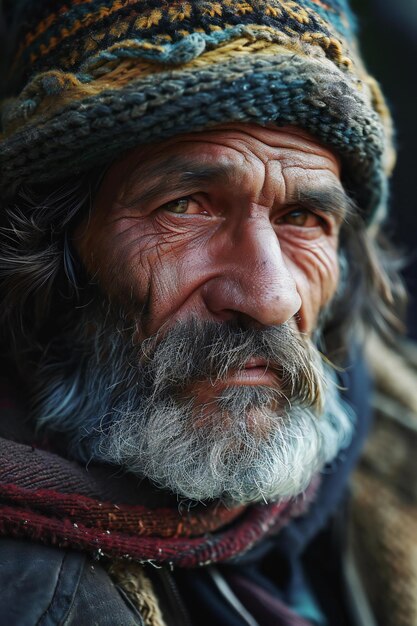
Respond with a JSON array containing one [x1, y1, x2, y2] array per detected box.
[[349, 5, 417, 625], [351, 0, 417, 339]]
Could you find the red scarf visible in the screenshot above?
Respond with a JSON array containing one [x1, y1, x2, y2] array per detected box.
[[0, 436, 318, 568]]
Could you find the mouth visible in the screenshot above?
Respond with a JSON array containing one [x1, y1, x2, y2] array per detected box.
[[181, 359, 280, 407], [223, 358, 277, 386]]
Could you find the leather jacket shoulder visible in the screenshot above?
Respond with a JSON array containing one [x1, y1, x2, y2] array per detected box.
[[0, 538, 144, 626]]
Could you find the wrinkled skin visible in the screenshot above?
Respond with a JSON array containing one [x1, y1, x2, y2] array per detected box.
[[75, 124, 347, 394]]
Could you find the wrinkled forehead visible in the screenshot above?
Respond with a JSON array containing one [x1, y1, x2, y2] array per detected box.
[[95, 123, 344, 210]]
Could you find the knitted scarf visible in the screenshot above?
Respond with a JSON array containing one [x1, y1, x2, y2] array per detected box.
[[0, 435, 317, 568]]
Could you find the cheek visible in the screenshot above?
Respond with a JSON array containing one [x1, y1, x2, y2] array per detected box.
[[76, 216, 160, 307], [281, 236, 340, 333], [88, 224, 156, 305], [80, 216, 213, 329]]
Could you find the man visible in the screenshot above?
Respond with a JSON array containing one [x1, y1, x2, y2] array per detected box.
[[0, 1, 401, 625]]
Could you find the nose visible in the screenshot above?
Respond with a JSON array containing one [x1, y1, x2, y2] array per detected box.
[[202, 217, 301, 327]]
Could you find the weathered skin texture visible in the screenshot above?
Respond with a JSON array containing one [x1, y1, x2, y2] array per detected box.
[[75, 124, 345, 384]]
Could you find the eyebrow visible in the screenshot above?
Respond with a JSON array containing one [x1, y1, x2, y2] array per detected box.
[[119, 156, 238, 208], [119, 156, 355, 221], [289, 186, 355, 222]]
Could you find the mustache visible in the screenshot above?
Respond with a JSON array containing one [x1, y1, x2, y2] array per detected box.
[[137, 319, 325, 411]]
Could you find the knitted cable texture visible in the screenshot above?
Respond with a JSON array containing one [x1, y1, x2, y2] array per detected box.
[[0, 0, 393, 220]]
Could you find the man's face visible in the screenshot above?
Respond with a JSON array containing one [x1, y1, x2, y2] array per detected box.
[[78, 124, 344, 339], [71, 124, 352, 504]]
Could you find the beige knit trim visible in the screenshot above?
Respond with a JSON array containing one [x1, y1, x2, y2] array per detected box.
[[108, 561, 167, 626]]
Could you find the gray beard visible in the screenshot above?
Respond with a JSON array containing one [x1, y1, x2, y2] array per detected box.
[[97, 377, 353, 504], [34, 315, 354, 505]]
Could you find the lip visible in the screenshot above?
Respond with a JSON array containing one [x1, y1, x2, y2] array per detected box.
[[223, 360, 277, 386]]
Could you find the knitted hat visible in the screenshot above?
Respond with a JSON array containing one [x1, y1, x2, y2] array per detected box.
[[0, 0, 394, 220]]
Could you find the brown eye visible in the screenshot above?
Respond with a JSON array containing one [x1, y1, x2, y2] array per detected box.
[[279, 209, 322, 228], [163, 198, 189, 214]]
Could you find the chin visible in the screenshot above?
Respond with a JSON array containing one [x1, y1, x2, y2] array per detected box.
[[94, 371, 353, 505]]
